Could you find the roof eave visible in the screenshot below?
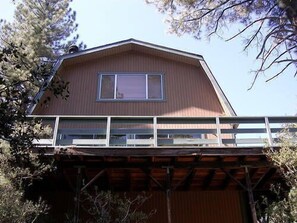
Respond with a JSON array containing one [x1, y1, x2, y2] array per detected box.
[[60, 38, 204, 62], [199, 60, 236, 116]]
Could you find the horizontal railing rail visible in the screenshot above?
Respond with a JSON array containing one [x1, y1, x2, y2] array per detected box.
[[28, 115, 297, 148]]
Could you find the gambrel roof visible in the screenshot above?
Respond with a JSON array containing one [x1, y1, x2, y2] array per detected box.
[[30, 39, 236, 116]]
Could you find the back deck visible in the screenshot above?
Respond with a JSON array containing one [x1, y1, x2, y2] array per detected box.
[[31, 115, 297, 222]]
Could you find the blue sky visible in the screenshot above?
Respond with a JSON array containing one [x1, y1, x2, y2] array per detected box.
[[1, 0, 296, 116]]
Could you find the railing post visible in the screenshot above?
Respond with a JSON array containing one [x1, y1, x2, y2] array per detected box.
[[264, 117, 273, 147], [216, 117, 223, 146], [153, 117, 158, 147], [106, 116, 111, 147], [52, 116, 60, 147]]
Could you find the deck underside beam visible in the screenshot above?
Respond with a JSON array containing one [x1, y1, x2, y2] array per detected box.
[[49, 147, 267, 157], [59, 159, 272, 169]]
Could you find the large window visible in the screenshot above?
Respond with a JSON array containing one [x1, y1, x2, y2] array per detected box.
[[98, 74, 163, 100]]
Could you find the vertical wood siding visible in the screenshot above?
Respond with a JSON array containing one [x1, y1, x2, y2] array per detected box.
[[34, 51, 225, 117], [41, 189, 246, 222], [142, 191, 245, 223]]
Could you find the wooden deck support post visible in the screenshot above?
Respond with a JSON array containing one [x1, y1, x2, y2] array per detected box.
[[222, 166, 259, 222], [165, 167, 172, 223], [74, 167, 82, 223], [245, 166, 258, 223], [166, 188, 172, 223]]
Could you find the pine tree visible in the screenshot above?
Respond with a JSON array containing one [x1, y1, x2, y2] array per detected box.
[[0, 0, 84, 63], [0, 0, 84, 221]]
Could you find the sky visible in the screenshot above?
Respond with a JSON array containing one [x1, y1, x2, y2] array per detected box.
[[1, 0, 296, 116]]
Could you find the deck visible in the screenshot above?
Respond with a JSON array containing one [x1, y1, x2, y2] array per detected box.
[[30, 116, 297, 223], [30, 115, 296, 191], [31, 115, 297, 151]]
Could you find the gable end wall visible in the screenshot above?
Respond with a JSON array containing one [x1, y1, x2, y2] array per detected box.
[[34, 51, 225, 117]]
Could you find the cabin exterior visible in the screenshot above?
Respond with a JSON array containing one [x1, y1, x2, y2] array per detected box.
[[30, 39, 295, 223]]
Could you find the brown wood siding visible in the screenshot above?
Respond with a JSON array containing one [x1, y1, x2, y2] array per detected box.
[[34, 51, 225, 116], [43, 190, 246, 223], [144, 191, 245, 223]]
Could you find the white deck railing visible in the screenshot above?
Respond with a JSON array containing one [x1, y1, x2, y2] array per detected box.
[[29, 116, 297, 148]]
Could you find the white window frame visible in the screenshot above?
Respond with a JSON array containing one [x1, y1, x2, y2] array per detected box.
[[97, 73, 164, 101]]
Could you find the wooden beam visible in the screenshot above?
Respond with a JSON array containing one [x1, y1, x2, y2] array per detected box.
[[202, 157, 223, 189], [59, 160, 272, 169], [202, 169, 216, 190], [166, 188, 172, 223], [50, 147, 267, 157], [253, 168, 276, 190], [169, 158, 176, 185], [80, 169, 106, 192], [173, 168, 195, 191], [182, 156, 201, 190], [221, 168, 247, 190], [142, 169, 165, 191], [183, 169, 197, 190], [221, 157, 245, 189], [165, 166, 173, 190], [236, 168, 257, 190], [145, 157, 153, 191], [221, 169, 238, 189]]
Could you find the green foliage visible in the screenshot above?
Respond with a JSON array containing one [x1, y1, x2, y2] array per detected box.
[[0, 0, 82, 222], [147, 0, 297, 86], [66, 190, 155, 223], [0, 171, 48, 223], [257, 185, 295, 223], [267, 126, 297, 187], [257, 125, 297, 222], [0, 0, 85, 62], [0, 42, 54, 223], [0, 43, 67, 154]]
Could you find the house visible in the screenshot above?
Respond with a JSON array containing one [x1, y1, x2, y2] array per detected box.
[[30, 39, 295, 223]]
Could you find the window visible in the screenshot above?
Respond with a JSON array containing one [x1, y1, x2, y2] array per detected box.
[[98, 74, 163, 100]]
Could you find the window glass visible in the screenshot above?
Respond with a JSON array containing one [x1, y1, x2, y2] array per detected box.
[[148, 75, 162, 99], [99, 74, 163, 100], [101, 75, 115, 99], [117, 75, 146, 99]]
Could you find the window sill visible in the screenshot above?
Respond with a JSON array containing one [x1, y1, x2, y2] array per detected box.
[[96, 99, 166, 102]]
